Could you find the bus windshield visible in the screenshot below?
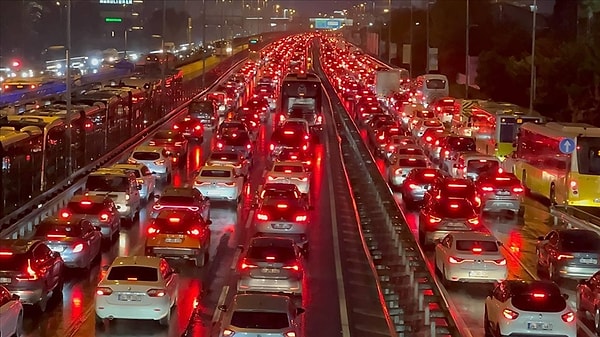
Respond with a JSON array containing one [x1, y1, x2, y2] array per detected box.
[[577, 137, 600, 175], [499, 117, 542, 143]]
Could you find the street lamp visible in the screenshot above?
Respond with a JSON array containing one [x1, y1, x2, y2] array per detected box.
[[529, 0, 537, 113]]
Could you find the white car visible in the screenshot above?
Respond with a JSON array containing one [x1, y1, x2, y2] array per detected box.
[[484, 280, 576, 337], [266, 161, 310, 195], [95, 256, 179, 326], [112, 163, 156, 201], [434, 231, 507, 284], [388, 155, 429, 188], [0, 285, 23, 337], [128, 145, 173, 182], [193, 165, 244, 201], [449, 153, 501, 180]]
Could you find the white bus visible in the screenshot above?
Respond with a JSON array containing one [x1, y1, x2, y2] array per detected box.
[[412, 74, 449, 108]]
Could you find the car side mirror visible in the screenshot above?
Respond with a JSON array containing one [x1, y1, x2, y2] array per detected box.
[[296, 307, 305, 315], [562, 293, 569, 300], [53, 251, 61, 258], [218, 304, 227, 312], [11, 294, 20, 301], [94, 226, 102, 231]]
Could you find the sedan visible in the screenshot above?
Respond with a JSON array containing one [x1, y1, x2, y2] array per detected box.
[[173, 115, 204, 142], [206, 151, 250, 178], [95, 256, 179, 326], [112, 163, 157, 202], [265, 161, 310, 195], [0, 285, 23, 337], [193, 165, 244, 202]]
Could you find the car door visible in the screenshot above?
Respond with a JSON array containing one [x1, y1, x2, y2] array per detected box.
[[543, 232, 560, 266], [435, 235, 452, 271], [0, 286, 17, 335], [487, 282, 507, 325], [141, 166, 155, 194], [160, 260, 178, 306], [81, 220, 101, 259]]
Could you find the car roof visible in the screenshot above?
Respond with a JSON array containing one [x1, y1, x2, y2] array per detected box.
[[40, 215, 87, 227], [447, 231, 496, 242], [250, 236, 295, 248], [0, 239, 39, 254], [273, 161, 304, 167], [232, 293, 291, 312], [111, 255, 162, 268], [133, 145, 166, 153], [505, 279, 560, 295]]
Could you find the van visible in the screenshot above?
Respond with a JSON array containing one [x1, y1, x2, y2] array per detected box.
[[84, 168, 142, 224]]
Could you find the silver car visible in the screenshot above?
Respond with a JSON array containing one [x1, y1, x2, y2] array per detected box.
[[237, 237, 303, 296], [218, 294, 305, 337], [388, 155, 430, 188], [254, 197, 312, 253], [214, 130, 253, 159], [475, 171, 524, 214]]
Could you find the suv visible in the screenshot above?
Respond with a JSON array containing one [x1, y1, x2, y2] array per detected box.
[[61, 194, 120, 240], [85, 168, 142, 224], [152, 187, 210, 221], [0, 239, 64, 312]]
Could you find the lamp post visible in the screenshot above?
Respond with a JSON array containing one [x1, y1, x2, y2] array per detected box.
[[529, 0, 537, 113], [465, 0, 469, 98], [161, 0, 166, 109], [426, 0, 430, 73], [409, 3, 413, 76], [202, 0, 207, 88], [387, 0, 391, 63], [65, 0, 72, 177]]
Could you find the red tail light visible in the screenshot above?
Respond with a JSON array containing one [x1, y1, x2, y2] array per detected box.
[[194, 125, 202, 131], [256, 212, 269, 221], [283, 263, 301, 271], [561, 311, 575, 323], [96, 287, 113, 296], [216, 142, 224, 149], [295, 214, 307, 222], [468, 217, 479, 225], [149, 140, 156, 146], [425, 136, 432, 143], [47, 234, 67, 239], [240, 258, 258, 270], [174, 141, 183, 147], [428, 215, 442, 224], [481, 186, 494, 192], [472, 247, 482, 254], [99, 212, 110, 222], [16, 259, 38, 281], [187, 227, 202, 236], [493, 258, 507, 265], [408, 183, 419, 189], [246, 143, 252, 150], [302, 144, 308, 151], [147, 289, 166, 297], [147, 226, 160, 235], [269, 143, 275, 151], [60, 210, 71, 219], [532, 292, 546, 298], [448, 256, 464, 264], [173, 124, 180, 130], [512, 186, 524, 193]]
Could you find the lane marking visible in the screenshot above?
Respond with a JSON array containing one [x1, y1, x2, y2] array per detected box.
[[245, 210, 255, 229], [212, 285, 230, 324], [325, 124, 352, 337]]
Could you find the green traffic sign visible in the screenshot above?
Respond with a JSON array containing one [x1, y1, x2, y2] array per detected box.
[[105, 17, 123, 23]]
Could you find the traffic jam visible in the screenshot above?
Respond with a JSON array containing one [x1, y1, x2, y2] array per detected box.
[[320, 35, 600, 337], [0, 34, 325, 337]]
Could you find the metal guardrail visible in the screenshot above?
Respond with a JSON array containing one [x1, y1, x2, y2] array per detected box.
[[315, 46, 463, 336], [0, 56, 250, 240], [550, 205, 600, 229]]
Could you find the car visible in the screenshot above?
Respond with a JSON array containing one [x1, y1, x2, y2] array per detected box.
[[235, 106, 261, 132], [426, 132, 453, 161], [218, 293, 305, 337], [418, 197, 480, 247], [417, 127, 446, 149], [400, 168, 445, 210], [536, 229, 600, 281], [60, 194, 120, 240], [85, 168, 142, 224], [188, 98, 218, 130], [216, 120, 250, 136], [371, 125, 402, 156], [475, 170, 524, 214], [206, 151, 250, 178], [237, 237, 304, 296], [149, 130, 188, 163], [152, 186, 210, 221], [0, 285, 23, 337], [449, 152, 501, 180], [424, 177, 482, 212], [576, 270, 600, 333], [145, 210, 211, 267], [254, 183, 307, 208], [214, 130, 253, 159], [111, 163, 157, 202], [388, 146, 425, 165], [265, 161, 310, 196], [193, 165, 244, 202], [434, 231, 507, 285], [269, 127, 311, 158], [438, 136, 477, 172], [33, 216, 102, 269], [388, 155, 430, 189], [430, 97, 458, 124], [254, 197, 312, 253], [484, 280, 576, 337], [0, 239, 64, 312], [95, 256, 179, 326], [244, 96, 270, 121], [286, 105, 323, 132], [128, 145, 173, 182], [273, 148, 314, 171], [281, 118, 310, 136], [412, 118, 443, 138], [173, 115, 204, 142], [383, 135, 416, 159]]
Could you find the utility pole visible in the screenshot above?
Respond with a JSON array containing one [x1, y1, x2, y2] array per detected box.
[[465, 0, 470, 99], [66, 0, 72, 177], [529, 0, 537, 113], [426, 1, 430, 73], [161, 0, 166, 109], [387, 0, 391, 64], [409, 3, 413, 76], [202, 0, 207, 88]]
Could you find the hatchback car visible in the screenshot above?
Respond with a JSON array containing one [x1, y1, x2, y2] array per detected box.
[[0, 239, 64, 312], [61, 194, 120, 240], [418, 198, 480, 246], [152, 187, 210, 221], [388, 155, 430, 189], [576, 270, 600, 333], [254, 197, 311, 254], [128, 145, 173, 182], [193, 165, 244, 202], [475, 170, 524, 215], [400, 168, 445, 210], [266, 161, 310, 196], [218, 294, 305, 337], [188, 99, 218, 130], [33, 216, 102, 269], [0, 285, 23, 337], [173, 115, 204, 142], [237, 237, 303, 296], [95, 256, 179, 326], [112, 163, 156, 202], [484, 280, 575, 337], [145, 210, 211, 267], [149, 130, 188, 163], [214, 130, 253, 159]]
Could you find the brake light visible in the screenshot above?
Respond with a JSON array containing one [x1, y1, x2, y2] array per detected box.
[[532, 292, 546, 299], [295, 215, 307, 222], [277, 204, 288, 209], [269, 143, 275, 151], [240, 258, 258, 269], [283, 263, 301, 271], [502, 309, 519, 320], [492, 258, 506, 265], [246, 143, 252, 150], [408, 184, 418, 189], [284, 332, 296, 337], [474, 196, 481, 207], [302, 144, 308, 151], [557, 254, 574, 260], [0, 251, 13, 256], [468, 217, 479, 225], [148, 141, 156, 146], [173, 124, 180, 130], [147, 289, 166, 297], [472, 247, 482, 254], [256, 212, 269, 221], [60, 210, 71, 219], [47, 234, 67, 238], [428, 215, 442, 224], [147, 226, 160, 235], [425, 136, 432, 142], [187, 227, 202, 236], [72, 243, 84, 253], [80, 200, 92, 205], [16, 259, 38, 281], [378, 134, 385, 140], [512, 186, 524, 193], [448, 184, 467, 188], [99, 212, 110, 222], [317, 115, 323, 124], [562, 311, 575, 323], [174, 141, 183, 146], [449, 203, 459, 209], [168, 217, 181, 223], [194, 125, 202, 131], [96, 287, 113, 296], [448, 256, 464, 264], [216, 142, 223, 149], [481, 186, 494, 192], [267, 176, 276, 181]]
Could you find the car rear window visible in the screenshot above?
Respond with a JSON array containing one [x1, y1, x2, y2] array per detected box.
[[396, 148, 424, 156], [154, 131, 182, 140], [222, 133, 250, 146], [560, 231, 600, 252], [467, 159, 499, 174], [35, 222, 82, 237], [159, 196, 194, 205], [436, 199, 475, 218], [443, 182, 475, 197], [455, 240, 499, 252], [247, 246, 296, 262], [273, 165, 303, 173], [132, 152, 161, 161], [397, 158, 428, 168], [86, 175, 128, 192], [510, 283, 566, 312], [67, 201, 105, 214], [447, 137, 475, 151], [153, 218, 202, 233], [200, 169, 232, 178], [230, 311, 289, 329], [107, 266, 158, 282]]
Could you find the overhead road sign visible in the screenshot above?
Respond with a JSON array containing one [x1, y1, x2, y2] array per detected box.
[[311, 18, 345, 30], [104, 17, 123, 23]]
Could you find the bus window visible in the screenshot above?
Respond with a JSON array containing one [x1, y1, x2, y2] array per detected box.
[[577, 137, 600, 175], [426, 79, 446, 90]]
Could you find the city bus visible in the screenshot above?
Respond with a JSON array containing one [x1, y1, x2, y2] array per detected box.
[[512, 122, 600, 207], [280, 72, 323, 130], [411, 74, 449, 107], [467, 101, 544, 159], [214, 40, 233, 57]]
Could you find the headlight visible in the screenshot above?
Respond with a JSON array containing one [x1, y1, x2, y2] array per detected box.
[[226, 47, 233, 53], [90, 58, 99, 66]]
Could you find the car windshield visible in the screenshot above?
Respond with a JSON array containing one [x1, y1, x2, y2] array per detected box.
[[67, 201, 105, 214], [560, 231, 600, 252], [230, 311, 289, 329], [86, 175, 128, 192], [447, 137, 475, 151], [467, 159, 499, 174], [132, 152, 160, 161], [426, 79, 446, 89], [455, 240, 499, 252], [35, 223, 82, 237], [107, 266, 158, 282], [0, 253, 28, 271], [397, 158, 428, 168], [200, 169, 232, 178], [273, 165, 303, 173], [510, 282, 566, 312]]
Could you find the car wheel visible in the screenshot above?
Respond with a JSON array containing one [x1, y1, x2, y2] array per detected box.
[[195, 251, 206, 268], [418, 229, 425, 247], [593, 307, 600, 334], [159, 308, 171, 326], [441, 266, 451, 288], [549, 262, 559, 282], [484, 308, 493, 337]]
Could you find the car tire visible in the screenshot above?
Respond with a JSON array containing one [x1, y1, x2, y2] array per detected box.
[[159, 308, 171, 326], [195, 250, 208, 268], [418, 229, 425, 247], [548, 262, 559, 282], [441, 266, 451, 288]]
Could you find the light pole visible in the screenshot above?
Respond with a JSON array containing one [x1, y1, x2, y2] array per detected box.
[[387, 0, 391, 64], [409, 3, 413, 76], [161, 0, 166, 108], [65, 0, 72, 177], [426, 0, 430, 73], [465, 0, 469, 98], [529, 0, 537, 113], [202, 0, 207, 88]]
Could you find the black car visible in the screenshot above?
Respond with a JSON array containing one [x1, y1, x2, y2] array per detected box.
[[188, 99, 218, 130]]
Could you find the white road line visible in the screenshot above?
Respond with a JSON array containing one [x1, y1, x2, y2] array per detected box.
[[212, 285, 230, 324], [245, 210, 255, 229], [325, 134, 352, 337]]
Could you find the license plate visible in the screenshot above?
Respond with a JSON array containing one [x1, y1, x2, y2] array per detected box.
[[272, 223, 292, 229], [447, 223, 466, 228], [49, 246, 65, 252], [16, 85, 24, 88], [118, 293, 141, 301], [0, 277, 11, 284], [580, 258, 598, 264], [165, 238, 183, 244], [496, 191, 511, 196], [528, 322, 552, 330], [468, 271, 488, 277], [261, 268, 280, 274]]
